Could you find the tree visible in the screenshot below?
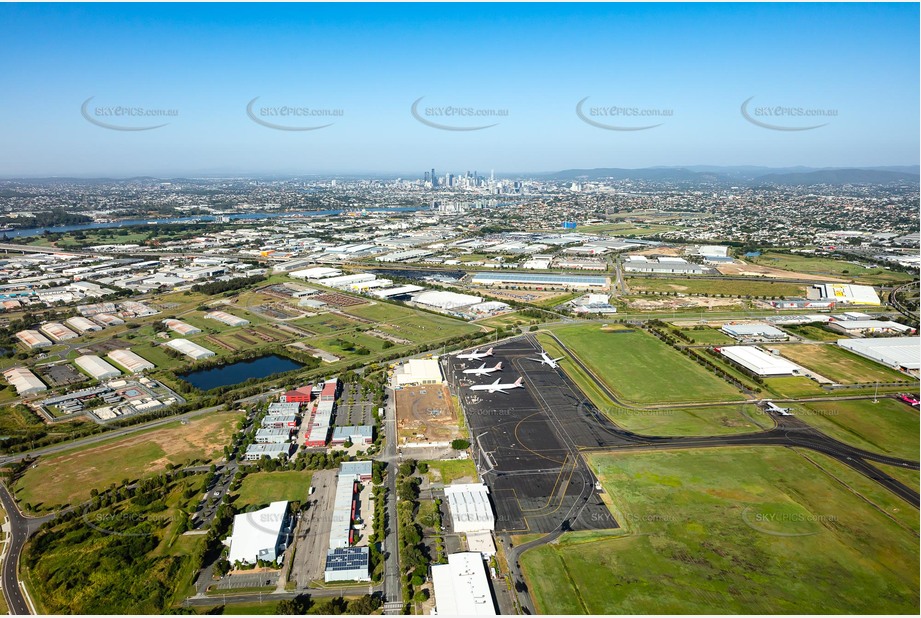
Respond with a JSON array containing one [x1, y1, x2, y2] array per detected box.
[[451, 439, 470, 450]]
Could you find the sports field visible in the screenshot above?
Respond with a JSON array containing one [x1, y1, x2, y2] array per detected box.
[[795, 398, 920, 460], [520, 447, 919, 614], [14, 411, 241, 510], [628, 277, 805, 298], [234, 471, 314, 508], [771, 343, 913, 384], [548, 324, 745, 404]]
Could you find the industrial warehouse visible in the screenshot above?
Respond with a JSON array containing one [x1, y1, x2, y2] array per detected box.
[[163, 338, 215, 360], [106, 349, 155, 373], [15, 329, 52, 349], [431, 552, 497, 615], [74, 354, 122, 380], [226, 501, 290, 566], [2, 366, 47, 396], [162, 319, 202, 335], [204, 310, 249, 327], [469, 271, 610, 289], [719, 346, 801, 377], [837, 337, 921, 372]]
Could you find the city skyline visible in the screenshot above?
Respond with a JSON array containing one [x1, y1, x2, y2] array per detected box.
[[0, 2, 918, 176]]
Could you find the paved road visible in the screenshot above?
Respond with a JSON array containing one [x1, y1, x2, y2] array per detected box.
[[376, 386, 403, 614], [0, 483, 54, 615]]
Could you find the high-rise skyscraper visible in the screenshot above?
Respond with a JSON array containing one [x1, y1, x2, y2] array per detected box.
[[431, 168, 437, 187]]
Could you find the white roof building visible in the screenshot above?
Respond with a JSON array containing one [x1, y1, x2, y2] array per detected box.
[[394, 358, 443, 387], [813, 283, 881, 306], [2, 366, 47, 396], [65, 316, 103, 333], [827, 320, 914, 335], [75, 355, 122, 380], [444, 483, 494, 534], [288, 266, 342, 280], [413, 290, 483, 310], [15, 329, 52, 349], [721, 324, 789, 340], [431, 552, 497, 615], [227, 501, 289, 565], [837, 337, 920, 371], [40, 322, 78, 341], [107, 349, 155, 373], [205, 310, 250, 327], [164, 338, 215, 360], [719, 346, 800, 377], [163, 319, 201, 335]]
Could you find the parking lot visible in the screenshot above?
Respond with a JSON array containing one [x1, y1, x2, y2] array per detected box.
[[443, 336, 619, 534], [287, 468, 338, 588], [333, 382, 375, 426], [214, 571, 279, 590]]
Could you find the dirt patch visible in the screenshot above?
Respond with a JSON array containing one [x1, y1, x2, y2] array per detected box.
[[717, 261, 845, 282], [623, 296, 744, 310], [395, 384, 462, 445]]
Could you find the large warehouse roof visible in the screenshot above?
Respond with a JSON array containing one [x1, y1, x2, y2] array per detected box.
[[720, 346, 800, 377], [444, 483, 495, 533], [721, 324, 788, 338], [163, 319, 201, 335], [470, 272, 608, 287], [227, 501, 288, 565], [394, 358, 443, 386], [2, 366, 47, 396], [107, 349, 155, 373], [15, 330, 52, 348], [413, 290, 482, 310], [431, 552, 497, 615], [164, 338, 215, 359], [837, 337, 920, 371], [75, 355, 122, 380], [814, 283, 881, 306]]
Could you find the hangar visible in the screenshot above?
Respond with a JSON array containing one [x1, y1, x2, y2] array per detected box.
[[394, 358, 443, 387], [719, 346, 800, 377], [444, 483, 495, 534], [107, 349, 155, 373], [164, 338, 215, 360]]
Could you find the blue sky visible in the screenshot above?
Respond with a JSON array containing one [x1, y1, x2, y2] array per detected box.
[[0, 2, 917, 176]]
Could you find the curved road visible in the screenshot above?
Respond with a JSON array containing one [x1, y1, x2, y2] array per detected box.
[[0, 482, 54, 615]]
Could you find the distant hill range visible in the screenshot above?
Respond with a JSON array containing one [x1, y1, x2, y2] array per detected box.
[[541, 165, 920, 186]]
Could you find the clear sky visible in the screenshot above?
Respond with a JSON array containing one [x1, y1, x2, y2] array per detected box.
[[0, 2, 917, 176]]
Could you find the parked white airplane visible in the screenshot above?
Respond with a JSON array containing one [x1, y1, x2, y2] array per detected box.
[[529, 350, 564, 369], [463, 362, 503, 377], [765, 402, 792, 416], [457, 347, 494, 361], [469, 377, 523, 394]]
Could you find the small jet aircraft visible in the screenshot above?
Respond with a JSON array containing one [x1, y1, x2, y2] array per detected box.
[[469, 377, 524, 394], [457, 347, 494, 361], [528, 350, 564, 369], [463, 362, 503, 377]]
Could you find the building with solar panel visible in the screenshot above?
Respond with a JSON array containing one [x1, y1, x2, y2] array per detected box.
[[324, 547, 370, 582]]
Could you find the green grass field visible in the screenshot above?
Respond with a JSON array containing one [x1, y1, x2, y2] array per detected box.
[[794, 398, 920, 460], [548, 324, 745, 404], [14, 411, 241, 510], [676, 327, 736, 345], [781, 323, 842, 342], [234, 471, 314, 507], [628, 277, 805, 298], [764, 376, 908, 399], [422, 459, 478, 484], [753, 251, 912, 285], [342, 302, 478, 342], [535, 334, 763, 435], [770, 343, 913, 384], [520, 447, 919, 614]]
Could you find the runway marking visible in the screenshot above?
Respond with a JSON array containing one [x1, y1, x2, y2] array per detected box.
[[520, 454, 572, 513], [512, 412, 567, 465]]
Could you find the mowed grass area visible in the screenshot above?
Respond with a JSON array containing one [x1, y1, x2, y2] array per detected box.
[[753, 251, 912, 285], [763, 376, 908, 399], [520, 448, 919, 614], [422, 459, 478, 484], [14, 411, 242, 511], [628, 277, 805, 298], [342, 301, 480, 342], [535, 333, 762, 435], [234, 471, 313, 508], [548, 324, 745, 404], [676, 327, 736, 345], [782, 323, 842, 342], [795, 398, 920, 460], [770, 343, 914, 384]]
